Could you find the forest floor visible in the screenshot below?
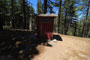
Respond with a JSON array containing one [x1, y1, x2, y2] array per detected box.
[[33, 33, 90, 60]]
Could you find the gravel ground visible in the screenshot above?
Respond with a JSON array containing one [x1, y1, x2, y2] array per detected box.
[[33, 33, 90, 60]]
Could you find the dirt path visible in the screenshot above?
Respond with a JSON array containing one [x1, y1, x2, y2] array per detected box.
[[33, 34, 90, 60]]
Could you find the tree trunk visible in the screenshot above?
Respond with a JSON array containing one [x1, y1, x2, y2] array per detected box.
[[58, 0, 62, 33], [74, 22, 77, 36], [29, 15, 32, 31], [22, 0, 27, 29], [82, 22, 85, 37], [85, 0, 90, 37], [44, 0, 47, 14], [68, 15, 72, 31], [11, 0, 15, 28], [64, 8, 67, 34], [0, 14, 3, 31], [86, 0, 90, 20]]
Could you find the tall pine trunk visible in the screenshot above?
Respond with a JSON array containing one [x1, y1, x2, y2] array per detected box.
[[58, 0, 62, 33], [29, 15, 32, 31], [0, 14, 3, 31], [22, 0, 27, 29], [85, 0, 90, 37], [44, 0, 47, 14], [64, 8, 67, 34], [74, 22, 77, 36], [11, 0, 15, 28]]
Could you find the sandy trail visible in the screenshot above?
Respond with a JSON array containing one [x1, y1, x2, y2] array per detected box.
[[33, 34, 90, 60]]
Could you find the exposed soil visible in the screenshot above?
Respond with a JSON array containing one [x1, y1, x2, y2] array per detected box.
[[33, 33, 90, 60]]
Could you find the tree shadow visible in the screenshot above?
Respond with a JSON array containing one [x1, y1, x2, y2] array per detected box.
[[0, 30, 43, 60], [36, 38, 53, 47]]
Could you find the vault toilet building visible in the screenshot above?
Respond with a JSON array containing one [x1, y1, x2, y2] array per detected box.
[[36, 14, 57, 40]]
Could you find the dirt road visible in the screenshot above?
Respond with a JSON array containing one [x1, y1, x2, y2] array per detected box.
[[33, 34, 90, 60]]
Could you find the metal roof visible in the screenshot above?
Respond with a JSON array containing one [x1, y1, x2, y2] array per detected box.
[[37, 14, 58, 17]]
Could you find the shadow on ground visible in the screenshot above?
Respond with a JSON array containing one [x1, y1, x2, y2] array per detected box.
[[0, 30, 45, 60], [53, 35, 63, 41]]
